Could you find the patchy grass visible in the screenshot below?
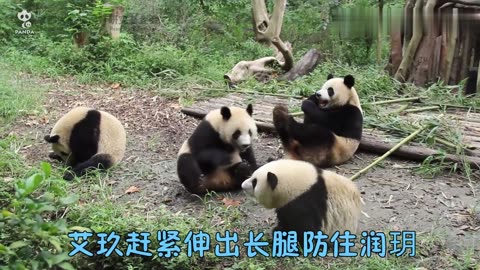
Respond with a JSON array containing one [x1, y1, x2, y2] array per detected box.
[[0, 63, 46, 127]]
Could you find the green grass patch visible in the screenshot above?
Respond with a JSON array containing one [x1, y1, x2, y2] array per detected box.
[[0, 63, 46, 126]]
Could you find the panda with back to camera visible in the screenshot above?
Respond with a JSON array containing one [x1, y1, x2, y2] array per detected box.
[[44, 106, 126, 180], [272, 74, 363, 167], [177, 104, 258, 195], [241, 159, 362, 246]]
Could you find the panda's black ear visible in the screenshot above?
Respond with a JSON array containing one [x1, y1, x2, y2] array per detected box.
[[44, 134, 59, 143], [344, 75, 355, 89], [246, 104, 253, 116], [327, 74, 334, 80], [220, 106, 231, 120], [267, 172, 278, 190]]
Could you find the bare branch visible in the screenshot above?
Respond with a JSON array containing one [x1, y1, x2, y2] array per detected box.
[[251, 0, 270, 42], [272, 38, 294, 71], [265, 0, 287, 40]]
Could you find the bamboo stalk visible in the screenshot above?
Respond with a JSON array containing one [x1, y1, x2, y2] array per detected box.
[[369, 96, 422, 105], [390, 103, 410, 114], [403, 106, 439, 113], [194, 87, 305, 99], [435, 137, 476, 151], [350, 126, 426, 181], [228, 89, 304, 99], [289, 111, 304, 116]]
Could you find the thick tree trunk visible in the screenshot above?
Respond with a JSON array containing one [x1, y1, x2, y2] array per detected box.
[[390, 0, 480, 89], [390, 12, 403, 74], [443, 8, 459, 84], [403, 0, 416, 55], [460, 12, 471, 80], [409, 0, 438, 85], [377, 0, 384, 65], [395, 0, 424, 82], [278, 49, 322, 81]]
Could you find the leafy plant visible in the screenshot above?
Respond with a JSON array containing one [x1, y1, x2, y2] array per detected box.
[[0, 162, 79, 270], [65, 0, 113, 41]]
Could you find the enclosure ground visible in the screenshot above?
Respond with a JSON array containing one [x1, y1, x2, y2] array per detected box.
[[8, 77, 480, 267]]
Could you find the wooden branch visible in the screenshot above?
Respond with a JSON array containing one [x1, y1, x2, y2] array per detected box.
[[350, 126, 426, 181], [272, 38, 294, 71], [278, 49, 321, 81], [180, 108, 480, 170], [265, 0, 287, 41], [251, 0, 270, 42], [394, 0, 424, 82]]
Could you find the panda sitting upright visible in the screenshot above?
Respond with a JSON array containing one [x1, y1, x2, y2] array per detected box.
[[177, 104, 258, 195], [273, 74, 363, 167]]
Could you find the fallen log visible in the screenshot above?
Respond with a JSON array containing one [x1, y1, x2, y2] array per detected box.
[[278, 49, 322, 81], [180, 107, 480, 170]]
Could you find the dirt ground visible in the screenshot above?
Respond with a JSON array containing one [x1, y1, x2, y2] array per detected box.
[[10, 80, 480, 259]]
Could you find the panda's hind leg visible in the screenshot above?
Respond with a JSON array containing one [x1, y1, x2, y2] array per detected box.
[[229, 162, 254, 185], [63, 153, 113, 180], [273, 105, 291, 146]]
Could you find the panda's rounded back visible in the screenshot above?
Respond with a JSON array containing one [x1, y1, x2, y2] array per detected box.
[[97, 109, 126, 164], [320, 169, 362, 235], [50, 107, 92, 151]]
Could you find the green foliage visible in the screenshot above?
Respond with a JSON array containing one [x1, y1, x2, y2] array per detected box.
[[64, 0, 114, 44], [0, 162, 77, 270]]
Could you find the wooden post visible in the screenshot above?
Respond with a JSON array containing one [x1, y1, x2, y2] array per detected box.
[[377, 0, 384, 65], [394, 0, 423, 82], [444, 8, 459, 84], [477, 60, 480, 93], [104, 4, 124, 40]]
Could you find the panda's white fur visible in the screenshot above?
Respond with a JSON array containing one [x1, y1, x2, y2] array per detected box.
[[177, 104, 258, 195], [273, 74, 363, 167], [45, 106, 126, 180], [242, 159, 362, 240]]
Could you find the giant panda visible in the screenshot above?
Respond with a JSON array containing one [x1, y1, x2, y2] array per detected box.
[[44, 106, 126, 181], [241, 159, 362, 246], [272, 74, 363, 167], [177, 104, 258, 195]]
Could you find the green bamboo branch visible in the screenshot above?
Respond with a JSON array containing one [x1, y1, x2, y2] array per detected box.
[[390, 103, 410, 114], [350, 125, 427, 181], [403, 106, 440, 114], [368, 96, 422, 105]]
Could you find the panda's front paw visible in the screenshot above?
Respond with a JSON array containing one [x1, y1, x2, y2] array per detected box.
[[301, 100, 317, 113], [48, 152, 63, 162], [63, 170, 76, 181]]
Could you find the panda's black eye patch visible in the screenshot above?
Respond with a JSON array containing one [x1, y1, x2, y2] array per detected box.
[[252, 178, 257, 189], [232, 130, 241, 140], [328, 87, 334, 97], [249, 129, 252, 136]]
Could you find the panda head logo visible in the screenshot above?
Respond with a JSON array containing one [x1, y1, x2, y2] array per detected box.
[[17, 10, 32, 28]]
